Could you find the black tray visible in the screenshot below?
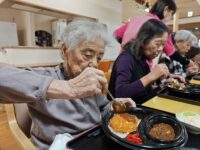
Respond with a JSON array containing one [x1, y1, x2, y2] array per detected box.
[[67, 107, 200, 150], [67, 124, 129, 150], [193, 73, 200, 80], [158, 89, 200, 105], [102, 107, 187, 150], [66, 127, 199, 150], [166, 83, 200, 99]]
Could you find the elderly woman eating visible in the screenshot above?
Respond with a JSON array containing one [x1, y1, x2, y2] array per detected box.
[[0, 20, 135, 149], [159, 30, 198, 78]]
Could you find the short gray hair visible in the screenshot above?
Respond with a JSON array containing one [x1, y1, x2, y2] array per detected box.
[[174, 30, 198, 46], [61, 20, 117, 51]]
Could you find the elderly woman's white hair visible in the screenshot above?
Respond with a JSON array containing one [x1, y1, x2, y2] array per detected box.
[[61, 20, 118, 52], [174, 30, 198, 46]]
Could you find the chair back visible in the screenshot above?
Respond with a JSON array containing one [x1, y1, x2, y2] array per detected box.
[[98, 60, 113, 72], [5, 104, 35, 149], [14, 103, 32, 138]]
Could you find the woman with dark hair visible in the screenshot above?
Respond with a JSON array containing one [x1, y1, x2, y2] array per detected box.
[[114, 0, 177, 68], [109, 19, 169, 104], [150, 0, 176, 21]]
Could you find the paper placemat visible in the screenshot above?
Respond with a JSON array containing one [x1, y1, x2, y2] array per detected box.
[[142, 96, 200, 115], [190, 79, 200, 85]]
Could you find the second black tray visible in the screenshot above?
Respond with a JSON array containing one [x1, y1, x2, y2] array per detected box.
[[157, 89, 200, 105], [193, 73, 200, 80]]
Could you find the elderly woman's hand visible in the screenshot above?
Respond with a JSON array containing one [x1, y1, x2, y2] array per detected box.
[[67, 67, 108, 98], [151, 64, 169, 80], [47, 67, 108, 100]]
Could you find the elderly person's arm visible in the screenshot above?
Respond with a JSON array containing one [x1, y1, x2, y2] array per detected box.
[[0, 64, 107, 103], [47, 67, 108, 99]]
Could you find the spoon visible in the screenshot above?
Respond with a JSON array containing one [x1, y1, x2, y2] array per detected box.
[[107, 90, 126, 113], [87, 63, 126, 113]]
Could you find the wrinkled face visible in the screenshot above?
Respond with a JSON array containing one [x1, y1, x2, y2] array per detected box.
[[62, 38, 105, 78], [175, 40, 192, 55], [192, 53, 200, 71], [143, 32, 168, 60]]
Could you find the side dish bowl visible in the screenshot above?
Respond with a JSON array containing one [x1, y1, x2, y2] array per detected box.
[[144, 114, 183, 143], [176, 111, 200, 134]]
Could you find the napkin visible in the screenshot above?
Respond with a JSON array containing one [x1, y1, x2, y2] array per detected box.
[[49, 133, 73, 150]]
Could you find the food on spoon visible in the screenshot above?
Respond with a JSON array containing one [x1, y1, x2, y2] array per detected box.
[[109, 113, 138, 133], [149, 123, 175, 141], [112, 100, 126, 113]]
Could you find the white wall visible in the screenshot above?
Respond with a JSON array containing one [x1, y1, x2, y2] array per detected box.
[[18, 0, 122, 32], [0, 1, 122, 62], [1, 0, 123, 44], [13, 0, 123, 60], [0, 8, 57, 46], [0, 47, 62, 66], [0, 8, 28, 45], [34, 14, 56, 33]]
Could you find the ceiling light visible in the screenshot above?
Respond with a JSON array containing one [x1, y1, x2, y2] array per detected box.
[[187, 11, 193, 17], [196, 0, 200, 5], [145, 8, 149, 12]]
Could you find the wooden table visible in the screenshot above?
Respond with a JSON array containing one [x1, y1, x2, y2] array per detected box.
[[0, 104, 22, 150], [142, 96, 200, 115], [142, 79, 200, 114], [190, 79, 200, 85]]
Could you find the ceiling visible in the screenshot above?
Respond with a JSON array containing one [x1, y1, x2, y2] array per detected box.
[[176, 0, 200, 18], [122, 0, 200, 22]]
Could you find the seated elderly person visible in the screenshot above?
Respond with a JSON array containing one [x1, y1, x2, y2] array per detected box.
[[0, 20, 135, 149], [159, 30, 198, 78]]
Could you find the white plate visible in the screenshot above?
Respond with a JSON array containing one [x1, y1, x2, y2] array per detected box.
[[176, 111, 200, 134]]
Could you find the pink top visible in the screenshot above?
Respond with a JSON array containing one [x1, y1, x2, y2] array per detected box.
[[114, 13, 175, 57], [113, 23, 128, 40]]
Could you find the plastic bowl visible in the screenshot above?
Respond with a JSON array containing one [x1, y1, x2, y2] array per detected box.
[[176, 111, 200, 134], [144, 114, 183, 143]]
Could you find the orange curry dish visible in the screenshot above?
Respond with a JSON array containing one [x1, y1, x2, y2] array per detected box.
[[109, 113, 139, 133], [149, 123, 175, 141]]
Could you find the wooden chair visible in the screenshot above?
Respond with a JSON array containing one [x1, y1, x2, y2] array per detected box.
[[98, 60, 113, 82], [5, 104, 35, 150], [98, 60, 113, 72], [13, 103, 32, 138], [104, 72, 111, 83]]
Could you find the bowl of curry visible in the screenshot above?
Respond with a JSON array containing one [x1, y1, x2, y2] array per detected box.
[[144, 114, 183, 143]]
